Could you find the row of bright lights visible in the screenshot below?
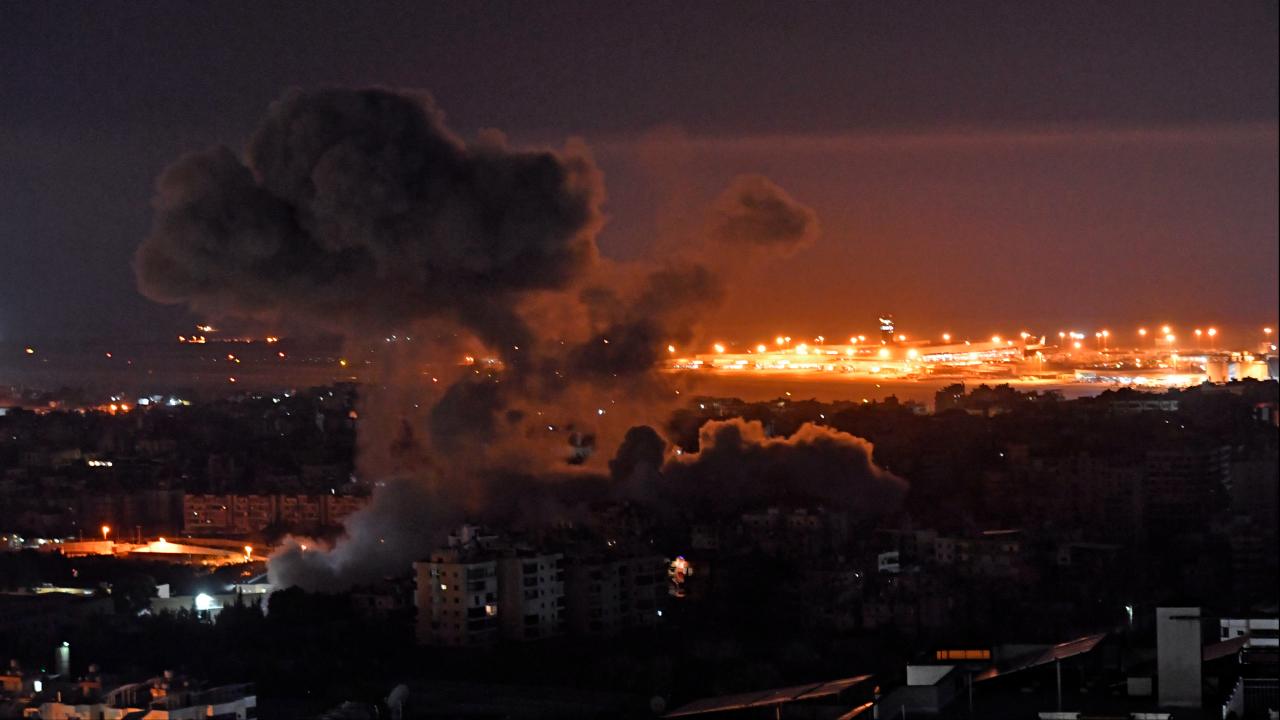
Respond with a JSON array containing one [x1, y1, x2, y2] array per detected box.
[[682, 326, 1274, 355], [18, 324, 1273, 357], [96, 525, 256, 560]]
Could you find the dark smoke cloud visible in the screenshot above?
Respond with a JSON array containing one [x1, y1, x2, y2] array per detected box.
[[634, 264, 725, 326], [135, 87, 604, 345], [422, 259, 727, 473], [707, 174, 820, 256], [609, 425, 667, 483], [570, 264, 724, 380], [136, 88, 839, 591], [427, 374, 508, 452], [658, 418, 906, 514]]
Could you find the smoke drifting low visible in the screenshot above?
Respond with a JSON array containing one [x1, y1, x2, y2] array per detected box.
[[660, 418, 906, 514], [133, 86, 892, 590], [270, 479, 453, 592]]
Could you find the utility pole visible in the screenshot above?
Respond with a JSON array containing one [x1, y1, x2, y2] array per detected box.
[[1056, 658, 1062, 712], [968, 672, 974, 715]]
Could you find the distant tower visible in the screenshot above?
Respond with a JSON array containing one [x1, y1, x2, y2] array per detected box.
[[878, 315, 896, 343]]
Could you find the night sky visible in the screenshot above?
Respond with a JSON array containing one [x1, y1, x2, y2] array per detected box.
[[2, 1, 1276, 345]]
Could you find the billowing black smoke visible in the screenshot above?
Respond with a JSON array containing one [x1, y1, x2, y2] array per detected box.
[[658, 418, 906, 515], [133, 87, 883, 590], [135, 87, 604, 346], [609, 425, 667, 483], [573, 263, 724, 378], [707, 174, 820, 256]]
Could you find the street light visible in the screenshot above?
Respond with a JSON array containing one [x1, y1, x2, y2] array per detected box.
[[101, 525, 110, 542]]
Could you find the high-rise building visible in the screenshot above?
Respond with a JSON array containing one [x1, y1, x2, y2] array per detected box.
[[413, 545, 500, 647], [563, 553, 665, 636], [497, 551, 565, 641]]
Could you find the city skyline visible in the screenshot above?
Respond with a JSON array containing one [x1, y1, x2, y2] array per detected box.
[[1, 4, 1277, 718]]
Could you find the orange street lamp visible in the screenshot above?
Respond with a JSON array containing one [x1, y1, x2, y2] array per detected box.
[[101, 525, 111, 541]]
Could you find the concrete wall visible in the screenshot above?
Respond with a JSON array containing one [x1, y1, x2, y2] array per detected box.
[[1156, 606, 1201, 708]]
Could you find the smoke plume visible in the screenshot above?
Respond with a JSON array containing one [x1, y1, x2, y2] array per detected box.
[[135, 87, 604, 346], [133, 87, 873, 590], [706, 174, 820, 256], [270, 479, 455, 592], [659, 418, 906, 514], [609, 425, 667, 484]]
